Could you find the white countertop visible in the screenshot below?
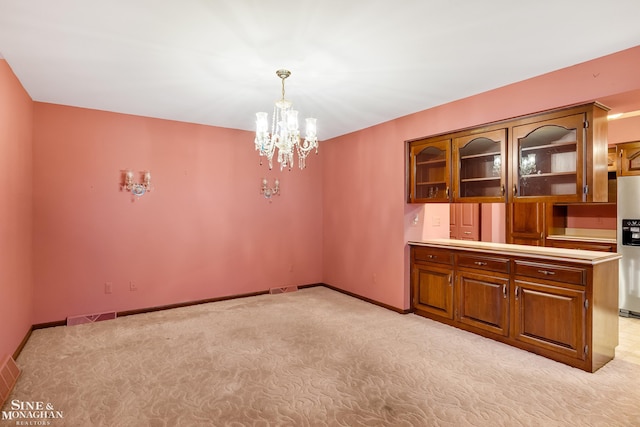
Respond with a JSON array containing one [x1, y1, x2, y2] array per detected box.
[[408, 239, 622, 265]]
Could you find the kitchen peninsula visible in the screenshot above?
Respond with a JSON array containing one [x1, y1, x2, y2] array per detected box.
[[409, 239, 621, 372]]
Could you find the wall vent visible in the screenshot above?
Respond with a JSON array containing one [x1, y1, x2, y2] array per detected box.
[[0, 355, 21, 407], [269, 286, 298, 294], [66, 311, 117, 326]]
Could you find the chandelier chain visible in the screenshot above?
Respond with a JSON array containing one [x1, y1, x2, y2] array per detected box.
[[281, 75, 286, 101]]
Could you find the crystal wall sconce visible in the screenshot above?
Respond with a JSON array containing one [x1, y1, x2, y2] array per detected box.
[[122, 170, 152, 197], [261, 178, 280, 199]]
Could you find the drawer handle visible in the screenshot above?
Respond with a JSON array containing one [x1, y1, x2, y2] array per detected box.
[[501, 184, 505, 196], [428, 255, 435, 259], [464, 231, 472, 235], [538, 269, 556, 276], [474, 261, 487, 266]]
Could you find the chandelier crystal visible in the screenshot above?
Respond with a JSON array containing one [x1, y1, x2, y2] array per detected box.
[[254, 69, 318, 170]]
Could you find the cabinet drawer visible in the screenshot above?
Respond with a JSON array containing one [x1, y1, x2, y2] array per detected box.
[[545, 239, 617, 253], [413, 247, 453, 265], [514, 260, 586, 285], [457, 253, 509, 273]]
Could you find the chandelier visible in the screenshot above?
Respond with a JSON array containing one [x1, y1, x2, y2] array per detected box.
[[254, 69, 318, 170]]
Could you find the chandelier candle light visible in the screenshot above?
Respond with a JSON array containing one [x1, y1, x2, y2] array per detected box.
[[261, 178, 280, 199], [255, 69, 318, 170], [122, 170, 152, 197]]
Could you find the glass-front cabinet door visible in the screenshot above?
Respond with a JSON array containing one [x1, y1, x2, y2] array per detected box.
[[511, 114, 585, 202], [409, 139, 451, 202], [453, 129, 507, 202], [617, 141, 640, 176]]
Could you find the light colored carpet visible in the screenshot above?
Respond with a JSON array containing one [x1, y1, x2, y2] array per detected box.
[[3, 286, 640, 426]]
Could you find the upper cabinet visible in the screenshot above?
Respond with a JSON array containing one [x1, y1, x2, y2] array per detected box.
[[407, 102, 609, 203], [616, 141, 640, 176], [511, 114, 584, 202], [408, 138, 452, 202], [453, 129, 507, 202], [510, 105, 609, 203]]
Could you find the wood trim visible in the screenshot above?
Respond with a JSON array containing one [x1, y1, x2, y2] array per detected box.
[[320, 283, 411, 314], [33, 320, 66, 330], [118, 283, 326, 317], [118, 290, 269, 317], [12, 326, 33, 361]]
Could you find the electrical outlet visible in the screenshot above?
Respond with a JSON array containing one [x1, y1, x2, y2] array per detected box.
[[129, 281, 137, 291], [104, 282, 113, 294]]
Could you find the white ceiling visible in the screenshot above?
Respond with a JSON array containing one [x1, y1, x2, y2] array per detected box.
[[1, 0, 639, 140]]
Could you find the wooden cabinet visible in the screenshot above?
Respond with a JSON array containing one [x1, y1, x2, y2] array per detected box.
[[457, 253, 510, 337], [408, 138, 451, 202], [511, 114, 585, 202], [513, 278, 586, 360], [411, 247, 454, 320], [507, 202, 546, 246], [545, 239, 617, 252], [407, 102, 609, 203], [512, 259, 587, 360], [409, 241, 620, 372], [453, 129, 507, 202], [509, 103, 609, 203], [616, 141, 640, 176]]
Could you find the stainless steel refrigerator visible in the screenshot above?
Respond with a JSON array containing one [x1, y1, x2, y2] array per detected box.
[[617, 176, 640, 317]]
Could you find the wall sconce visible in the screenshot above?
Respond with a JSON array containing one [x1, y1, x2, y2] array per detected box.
[[261, 178, 280, 199], [122, 170, 152, 197]]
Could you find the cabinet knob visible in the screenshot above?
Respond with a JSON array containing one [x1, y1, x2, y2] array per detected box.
[[501, 184, 505, 196], [445, 187, 450, 198], [513, 184, 518, 196], [473, 261, 487, 266], [503, 284, 507, 298]]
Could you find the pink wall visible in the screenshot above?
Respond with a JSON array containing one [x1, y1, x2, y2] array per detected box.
[[566, 205, 617, 230], [32, 104, 323, 323], [0, 60, 33, 359], [608, 115, 640, 144], [322, 124, 408, 309], [322, 46, 640, 310]]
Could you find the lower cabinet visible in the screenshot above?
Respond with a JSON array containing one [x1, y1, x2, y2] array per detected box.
[[410, 243, 619, 372], [412, 263, 454, 320], [457, 271, 509, 337], [513, 280, 586, 360]]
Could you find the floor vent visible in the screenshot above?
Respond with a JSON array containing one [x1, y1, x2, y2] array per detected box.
[[269, 286, 299, 294], [66, 311, 117, 326], [0, 355, 21, 407]]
